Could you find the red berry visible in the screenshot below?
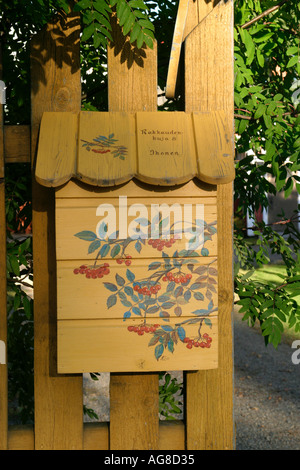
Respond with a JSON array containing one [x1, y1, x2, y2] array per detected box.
[[128, 326, 134, 332], [186, 343, 193, 349], [73, 268, 80, 274], [183, 337, 190, 343], [125, 260, 131, 266], [116, 259, 123, 264]]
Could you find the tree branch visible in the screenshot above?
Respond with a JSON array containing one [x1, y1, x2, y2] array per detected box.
[[241, 0, 289, 29]]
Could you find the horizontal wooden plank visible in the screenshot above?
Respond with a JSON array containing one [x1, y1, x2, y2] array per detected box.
[[55, 197, 217, 261], [8, 422, 186, 450], [4, 125, 30, 163], [57, 316, 218, 373], [8, 425, 34, 450], [55, 179, 217, 199], [159, 421, 185, 450], [57, 257, 218, 320], [83, 423, 109, 450]]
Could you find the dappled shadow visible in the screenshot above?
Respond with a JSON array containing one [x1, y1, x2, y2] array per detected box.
[[30, 10, 81, 97], [108, 13, 148, 70]]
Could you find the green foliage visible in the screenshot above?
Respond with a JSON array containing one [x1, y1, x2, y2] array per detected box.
[[234, 0, 300, 211], [5, 166, 33, 424], [233, 0, 300, 349], [159, 372, 183, 420], [74, 0, 155, 49]]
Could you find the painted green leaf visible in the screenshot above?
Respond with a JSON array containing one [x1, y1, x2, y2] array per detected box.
[[75, 231, 97, 241], [107, 294, 117, 309], [116, 273, 125, 286], [88, 239, 101, 254], [155, 343, 164, 361], [104, 282, 118, 292]]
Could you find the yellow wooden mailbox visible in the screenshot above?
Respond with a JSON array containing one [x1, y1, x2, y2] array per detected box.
[[35, 110, 234, 373]]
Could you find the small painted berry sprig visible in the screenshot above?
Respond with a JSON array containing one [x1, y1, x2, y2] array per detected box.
[[73, 263, 110, 279]]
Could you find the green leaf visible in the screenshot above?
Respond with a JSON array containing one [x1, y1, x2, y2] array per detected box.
[[128, 0, 148, 9], [287, 56, 299, 68], [74, 0, 92, 10], [81, 22, 96, 41], [136, 29, 145, 49]]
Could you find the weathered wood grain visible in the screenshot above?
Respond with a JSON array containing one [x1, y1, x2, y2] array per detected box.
[[165, 0, 190, 99], [30, 9, 83, 450], [4, 125, 31, 163], [35, 112, 78, 187], [184, 0, 235, 450]]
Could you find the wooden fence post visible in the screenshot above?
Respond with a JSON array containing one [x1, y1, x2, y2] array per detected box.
[[107, 18, 160, 450], [184, 0, 235, 449], [0, 41, 8, 451], [30, 9, 83, 450]]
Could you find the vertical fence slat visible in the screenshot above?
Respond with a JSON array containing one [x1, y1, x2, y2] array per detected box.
[[107, 19, 160, 450], [30, 10, 83, 450], [0, 41, 8, 451], [184, 0, 235, 450]]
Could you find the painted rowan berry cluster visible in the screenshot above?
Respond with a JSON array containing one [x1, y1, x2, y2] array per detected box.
[[162, 271, 192, 284], [183, 333, 212, 349], [116, 255, 132, 266], [133, 282, 161, 296], [92, 149, 111, 154], [73, 264, 110, 279], [148, 237, 177, 251], [127, 324, 160, 335]]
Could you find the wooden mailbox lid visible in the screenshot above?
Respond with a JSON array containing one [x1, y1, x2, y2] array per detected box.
[[35, 110, 234, 373], [35, 110, 235, 187]]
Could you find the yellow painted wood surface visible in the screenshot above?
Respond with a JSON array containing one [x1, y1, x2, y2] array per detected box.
[[193, 111, 235, 184], [165, 0, 190, 99], [136, 111, 197, 184], [55, 178, 217, 199], [57, 316, 218, 373], [34, 112, 78, 187], [77, 111, 136, 186], [57, 257, 218, 320], [55, 196, 217, 261], [56, 182, 218, 373], [35, 110, 234, 187], [30, 9, 83, 450], [184, 0, 235, 450]]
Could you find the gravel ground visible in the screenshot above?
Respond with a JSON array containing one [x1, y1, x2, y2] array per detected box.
[[234, 307, 300, 450], [84, 307, 300, 450]]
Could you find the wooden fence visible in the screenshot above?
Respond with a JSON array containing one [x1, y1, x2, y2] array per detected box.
[[0, 0, 235, 450]]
